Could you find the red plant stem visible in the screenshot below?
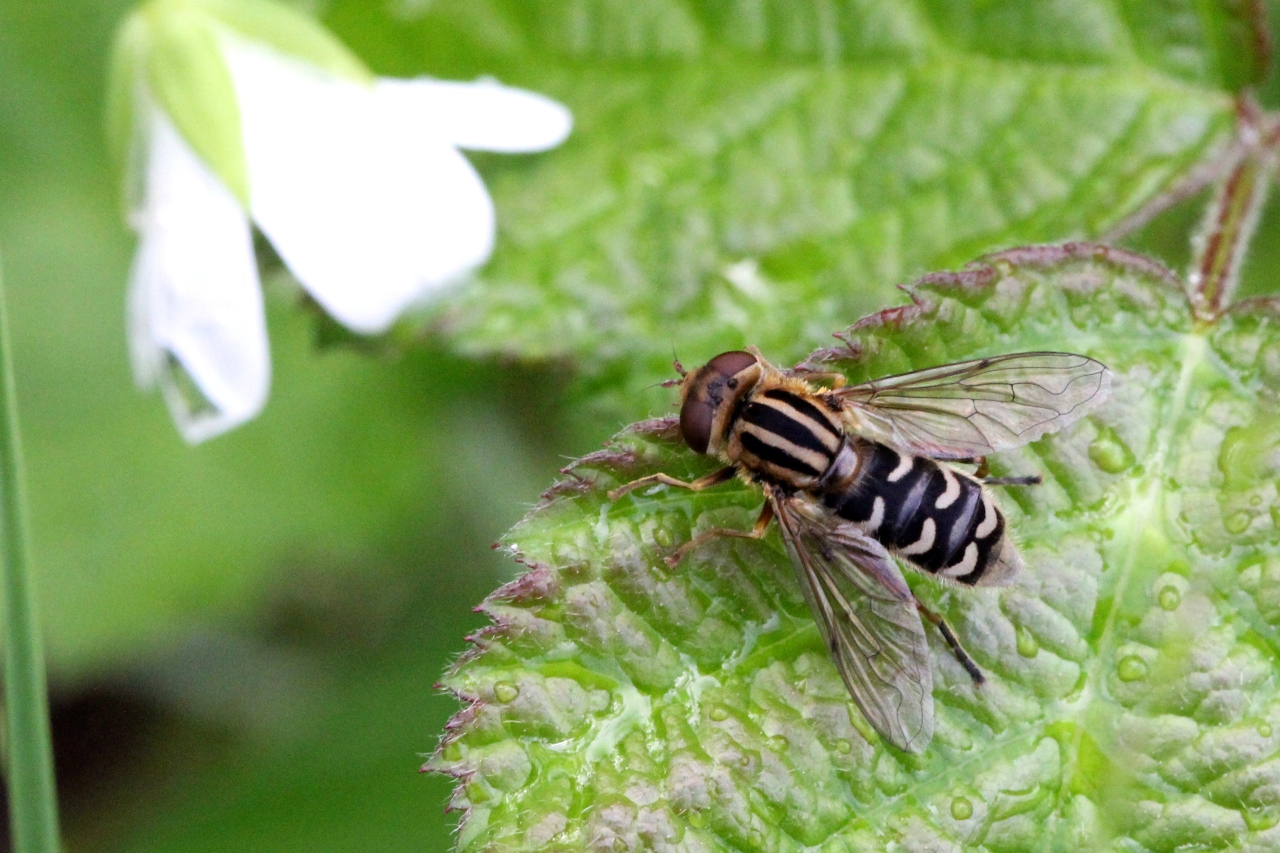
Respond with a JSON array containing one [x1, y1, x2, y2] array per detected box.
[[1189, 101, 1280, 323]]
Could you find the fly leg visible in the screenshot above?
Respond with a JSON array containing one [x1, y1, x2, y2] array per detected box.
[[972, 456, 989, 478], [914, 599, 985, 686], [790, 369, 847, 389], [983, 475, 1042, 487], [607, 466, 736, 502], [666, 502, 775, 567], [606, 466, 759, 566], [958, 456, 1042, 488]]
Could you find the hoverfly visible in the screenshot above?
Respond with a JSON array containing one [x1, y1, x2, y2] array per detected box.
[[608, 348, 1111, 752]]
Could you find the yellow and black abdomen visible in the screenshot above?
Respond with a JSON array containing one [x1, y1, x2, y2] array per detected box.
[[822, 441, 1019, 586]]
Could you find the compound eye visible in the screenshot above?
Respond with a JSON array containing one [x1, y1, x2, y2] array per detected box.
[[706, 350, 757, 378], [679, 398, 714, 454]]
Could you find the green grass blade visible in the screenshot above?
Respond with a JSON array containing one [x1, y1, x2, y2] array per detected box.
[[0, 259, 61, 853]]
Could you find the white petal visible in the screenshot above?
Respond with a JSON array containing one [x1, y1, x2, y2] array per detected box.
[[223, 40, 496, 334], [373, 77, 573, 153], [128, 108, 270, 443]]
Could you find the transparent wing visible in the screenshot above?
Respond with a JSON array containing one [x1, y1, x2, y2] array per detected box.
[[770, 493, 933, 752], [835, 352, 1111, 459]]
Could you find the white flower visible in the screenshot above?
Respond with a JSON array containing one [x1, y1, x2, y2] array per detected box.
[[112, 1, 571, 442]]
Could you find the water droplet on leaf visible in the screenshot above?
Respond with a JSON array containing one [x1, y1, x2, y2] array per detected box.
[[1259, 723, 1273, 738], [1117, 656, 1148, 682], [1158, 586, 1181, 611], [709, 706, 729, 721], [1015, 625, 1039, 657], [1089, 433, 1133, 473], [494, 682, 519, 703], [951, 796, 974, 820], [1243, 808, 1280, 832], [1225, 511, 1251, 534], [770, 734, 789, 752], [835, 739, 852, 754]]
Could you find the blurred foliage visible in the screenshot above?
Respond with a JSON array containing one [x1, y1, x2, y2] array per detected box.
[[0, 0, 560, 675], [332, 0, 1260, 420], [0, 2, 582, 850], [0, 0, 1276, 852]]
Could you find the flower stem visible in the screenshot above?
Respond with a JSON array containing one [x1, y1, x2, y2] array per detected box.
[[0, 262, 60, 853], [1189, 99, 1280, 322]]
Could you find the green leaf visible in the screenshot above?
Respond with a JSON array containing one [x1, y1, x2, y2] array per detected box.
[[431, 243, 1280, 851], [335, 0, 1268, 416]]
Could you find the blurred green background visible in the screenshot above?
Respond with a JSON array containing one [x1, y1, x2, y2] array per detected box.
[[1, 3, 605, 850], [2, 1, 1280, 852]]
